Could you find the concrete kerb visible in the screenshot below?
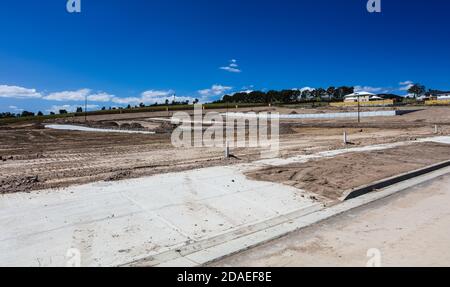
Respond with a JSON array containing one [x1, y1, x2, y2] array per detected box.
[[144, 164, 450, 267], [341, 159, 450, 200], [122, 203, 323, 267]]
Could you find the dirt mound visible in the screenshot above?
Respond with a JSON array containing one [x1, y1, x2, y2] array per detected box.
[[130, 123, 144, 130], [105, 170, 132, 182], [119, 123, 131, 129], [246, 142, 450, 201], [101, 121, 120, 128], [154, 121, 175, 133], [1, 175, 40, 194]]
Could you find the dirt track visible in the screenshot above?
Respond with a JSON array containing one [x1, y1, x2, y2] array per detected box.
[[1, 106, 449, 194]]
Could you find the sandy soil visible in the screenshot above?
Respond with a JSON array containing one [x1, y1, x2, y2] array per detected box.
[[0, 106, 449, 194], [210, 173, 450, 267], [246, 142, 450, 201]]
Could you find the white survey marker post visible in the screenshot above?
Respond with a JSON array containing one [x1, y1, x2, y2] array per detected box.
[[367, 0, 381, 13], [67, 0, 81, 13]]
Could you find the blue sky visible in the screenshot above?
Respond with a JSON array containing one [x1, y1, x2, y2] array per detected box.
[[1, 0, 449, 113]]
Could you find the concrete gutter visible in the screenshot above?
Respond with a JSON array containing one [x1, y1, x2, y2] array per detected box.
[[145, 165, 450, 267]]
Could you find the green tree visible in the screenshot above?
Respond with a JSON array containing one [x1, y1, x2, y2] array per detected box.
[[334, 86, 354, 99], [408, 83, 426, 98], [20, 111, 35, 117], [312, 88, 326, 100], [326, 87, 336, 99]]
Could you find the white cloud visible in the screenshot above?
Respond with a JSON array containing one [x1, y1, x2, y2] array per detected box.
[[292, 87, 315, 92], [88, 92, 115, 102], [141, 90, 175, 103], [8, 105, 24, 112], [44, 89, 115, 103], [0, 85, 42, 99], [43, 89, 91, 101], [111, 97, 142, 105], [111, 89, 178, 105], [220, 67, 241, 73], [198, 85, 233, 97], [220, 59, 242, 73], [354, 85, 389, 94], [46, 104, 99, 113], [399, 81, 414, 91]]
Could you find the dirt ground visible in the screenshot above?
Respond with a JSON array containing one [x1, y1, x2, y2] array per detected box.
[[210, 173, 450, 267], [1, 106, 449, 194], [246, 142, 450, 201]]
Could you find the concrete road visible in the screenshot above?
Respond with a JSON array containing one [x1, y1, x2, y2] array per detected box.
[[211, 173, 450, 267]]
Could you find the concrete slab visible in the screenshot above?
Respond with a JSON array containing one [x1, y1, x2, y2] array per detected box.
[[0, 163, 318, 267], [45, 124, 156, 135]]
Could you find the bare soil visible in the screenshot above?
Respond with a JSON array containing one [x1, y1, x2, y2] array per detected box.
[[1, 106, 449, 194], [246, 142, 450, 201]]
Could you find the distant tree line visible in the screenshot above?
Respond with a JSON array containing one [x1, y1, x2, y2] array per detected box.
[[217, 83, 447, 104], [0, 110, 43, 119], [218, 86, 355, 104]]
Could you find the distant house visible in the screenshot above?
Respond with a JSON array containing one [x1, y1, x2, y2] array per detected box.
[[436, 91, 450, 100], [344, 92, 382, 103], [418, 94, 437, 101]]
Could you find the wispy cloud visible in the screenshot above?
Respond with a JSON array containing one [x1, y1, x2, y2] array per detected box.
[[399, 81, 414, 91], [111, 89, 176, 105], [220, 59, 242, 73], [239, 85, 254, 93], [0, 85, 42, 99], [46, 104, 99, 113], [354, 85, 390, 94], [198, 84, 233, 97], [44, 89, 117, 103], [8, 105, 24, 112], [43, 89, 91, 101], [88, 92, 115, 102]]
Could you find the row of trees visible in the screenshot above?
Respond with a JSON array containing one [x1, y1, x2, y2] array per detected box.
[[0, 110, 44, 119], [218, 86, 355, 104], [218, 83, 443, 104], [123, 98, 200, 110], [405, 83, 447, 98]]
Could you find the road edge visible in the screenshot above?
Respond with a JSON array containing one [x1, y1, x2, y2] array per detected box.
[[154, 165, 450, 267]]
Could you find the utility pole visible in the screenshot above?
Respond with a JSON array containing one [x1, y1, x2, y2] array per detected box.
[[357, 94, 361, 124], [85, 94, 87, 122]]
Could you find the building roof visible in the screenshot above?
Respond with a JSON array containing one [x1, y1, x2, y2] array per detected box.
[[344, 91, 376, 98]]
